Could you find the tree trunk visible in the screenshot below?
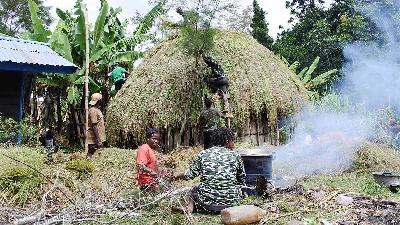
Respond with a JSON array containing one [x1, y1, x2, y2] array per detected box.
[[83, 3, 90, 154], [101, 67, 110, 115], [56, 91, 62, 133]]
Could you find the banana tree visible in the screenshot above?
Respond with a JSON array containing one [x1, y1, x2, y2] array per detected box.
[[28, 0, 164, 130], [290, 56, 338, 100]]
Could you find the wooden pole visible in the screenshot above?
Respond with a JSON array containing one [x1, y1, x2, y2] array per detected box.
[[83, 3, 89, 154]]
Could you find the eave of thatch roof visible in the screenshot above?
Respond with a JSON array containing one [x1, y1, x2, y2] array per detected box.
[[107, 30, 308, 143]]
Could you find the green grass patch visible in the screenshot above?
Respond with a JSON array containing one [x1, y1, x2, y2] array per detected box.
[[65, 159, 94, 178]]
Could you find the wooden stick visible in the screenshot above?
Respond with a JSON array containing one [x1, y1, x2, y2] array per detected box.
[[82, 2, 90, 155]]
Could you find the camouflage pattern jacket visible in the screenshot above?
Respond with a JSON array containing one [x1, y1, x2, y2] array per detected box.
[[184, 146, 246, 206]]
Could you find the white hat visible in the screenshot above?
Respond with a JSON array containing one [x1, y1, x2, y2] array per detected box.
[[89, 93, 102, 106]]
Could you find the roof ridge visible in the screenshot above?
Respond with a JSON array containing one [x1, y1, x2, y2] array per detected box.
[[0, 36, 49, 46]]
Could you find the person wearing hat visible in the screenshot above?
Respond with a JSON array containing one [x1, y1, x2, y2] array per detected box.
[[86, 93, 106, 158]]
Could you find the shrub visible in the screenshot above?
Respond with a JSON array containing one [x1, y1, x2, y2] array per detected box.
[[0, 115, 40, 146], [0, 115, 19, 144], [65, 159, 94, 178], [20, 117, 40, 146]]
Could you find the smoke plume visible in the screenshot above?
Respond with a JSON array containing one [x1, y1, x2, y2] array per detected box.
[[272, 0, 400, 186]]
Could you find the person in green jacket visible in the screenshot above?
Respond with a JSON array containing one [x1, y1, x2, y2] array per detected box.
[[110, 66, 129, 91]]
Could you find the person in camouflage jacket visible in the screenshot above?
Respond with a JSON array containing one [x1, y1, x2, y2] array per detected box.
[[174, 128, 246, 213]]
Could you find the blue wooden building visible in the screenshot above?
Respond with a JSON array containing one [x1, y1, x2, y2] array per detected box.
[[0, 37, 77, 123]]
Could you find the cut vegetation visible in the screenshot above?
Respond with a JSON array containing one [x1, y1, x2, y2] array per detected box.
[[1, 142, 400, 224]]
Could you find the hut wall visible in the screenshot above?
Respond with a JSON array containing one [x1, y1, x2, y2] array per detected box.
[[0, 71, 23, 120], [160, 111, 279, 150]]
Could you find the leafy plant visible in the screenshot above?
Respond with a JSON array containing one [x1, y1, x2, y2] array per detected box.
[[179, 10, 216, 57], [0, 115, 19, 144], [65, 159, 94, 178], [20, 117, 40, 146], [290, 56, 338, 100]]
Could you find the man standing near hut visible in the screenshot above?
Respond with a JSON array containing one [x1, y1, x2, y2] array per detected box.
[[199, 97, 223, 149], [86, 93, 106, 158]]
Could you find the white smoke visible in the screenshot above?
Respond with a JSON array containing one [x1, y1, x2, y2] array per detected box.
[[272, 0, 400, 186]]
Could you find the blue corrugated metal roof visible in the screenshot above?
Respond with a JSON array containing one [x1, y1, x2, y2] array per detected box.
[[0, 37, 78, 74]]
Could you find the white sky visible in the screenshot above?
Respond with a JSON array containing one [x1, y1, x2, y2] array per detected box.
[[44, 0, 334, 39]]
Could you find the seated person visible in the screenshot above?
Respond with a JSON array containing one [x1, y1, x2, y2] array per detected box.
[[136, 128, 171, 192], [174, 128, 246, 214]]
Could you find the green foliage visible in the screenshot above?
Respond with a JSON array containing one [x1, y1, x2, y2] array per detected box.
[[0, 0, 52, 37], [65, 159, 94, 177], [0, 116, 39, 146], [93, 0, 109, 52], [274, 0, 380, 77], [27, 0, 51, 42], [74, 0, 87, 57], [314, 92, 349, 113], [303, 216, 318, 225], [0, 147, 45, 206], [19, 118, 40, 146], [302, 172, 400, 199], [49, 20, 73, 62], [291, 56, 338, 99], [250, 0, 274, 49], [0, 115, 19, 144], [179, 10, 216, 56]]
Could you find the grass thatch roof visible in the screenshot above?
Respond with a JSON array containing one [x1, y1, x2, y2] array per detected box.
[[106, 30, 308, 143]]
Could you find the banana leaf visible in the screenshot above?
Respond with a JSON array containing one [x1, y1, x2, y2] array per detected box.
[[28, 0, 51, 42], [297, 67, 308, 79], [303, 56, 320, 83], [74, 0, 87, 55], [289, 61, 300, 73], [49, 20, 73, 62], [93, 0, 109, 52]]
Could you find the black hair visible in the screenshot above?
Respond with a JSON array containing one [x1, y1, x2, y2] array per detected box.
[[146, 127, 159, 138], [209, 127, 235, 147], [204, 97, 213, 108]]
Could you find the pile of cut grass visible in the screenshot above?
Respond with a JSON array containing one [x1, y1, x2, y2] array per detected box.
[[351, 142, 400, 173], [0, 147, 46, 206]]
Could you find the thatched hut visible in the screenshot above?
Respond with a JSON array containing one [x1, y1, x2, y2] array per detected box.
[[107, 30, 308, 149]]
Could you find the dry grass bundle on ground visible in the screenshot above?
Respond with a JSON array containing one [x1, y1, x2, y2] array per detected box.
[[351, 142, 400, 173], [107, 30, 308, 145]]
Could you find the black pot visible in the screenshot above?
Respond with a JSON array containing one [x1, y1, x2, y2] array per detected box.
[[237, 149, 273, 186]]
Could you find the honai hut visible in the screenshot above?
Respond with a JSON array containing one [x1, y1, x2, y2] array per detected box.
[[107, 30, 308, 150]]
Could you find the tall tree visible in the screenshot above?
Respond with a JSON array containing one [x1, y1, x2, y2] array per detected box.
[[286, 0, 326, 20], [250, 0, 274, 49], [274, 0, 380, 76], [0, 0, 52, 37]]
